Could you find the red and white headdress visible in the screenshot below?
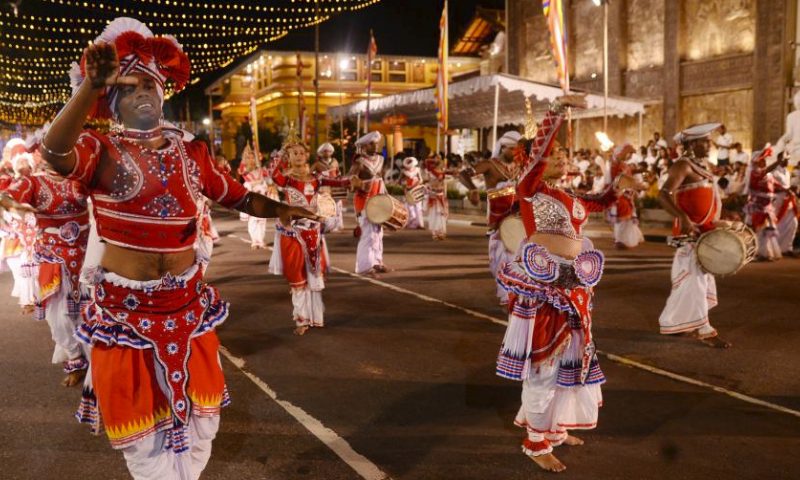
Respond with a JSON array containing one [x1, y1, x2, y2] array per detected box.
[[69, 17, 190, 119]]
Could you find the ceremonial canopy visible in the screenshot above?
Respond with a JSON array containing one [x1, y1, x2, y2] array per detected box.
[[327, 73, 646, 129]]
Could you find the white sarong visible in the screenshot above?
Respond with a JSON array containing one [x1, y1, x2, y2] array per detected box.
[[355, 215, 384, 273], [659, 244, 718, 337]]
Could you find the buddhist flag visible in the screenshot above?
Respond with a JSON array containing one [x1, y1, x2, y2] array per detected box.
[[365, 30, 378, 133], [543, 0, 568, 92], [435, 0, 449, 132]]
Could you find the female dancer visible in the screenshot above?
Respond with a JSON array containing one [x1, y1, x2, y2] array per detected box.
[[268, 129, 360, 335], [495, 95, 645, 472]]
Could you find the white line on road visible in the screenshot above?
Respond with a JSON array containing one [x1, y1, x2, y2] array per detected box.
[[225, 231, 800, 421], [219, 346, 392, 480]]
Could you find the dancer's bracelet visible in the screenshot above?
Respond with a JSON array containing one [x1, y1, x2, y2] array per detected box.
[[40, 142, 73, 158]]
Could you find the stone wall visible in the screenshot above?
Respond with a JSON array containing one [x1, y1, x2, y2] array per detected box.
[[682, 0, 756, 61], [681, 90, 754, 150], [506, 0, 795, 149]]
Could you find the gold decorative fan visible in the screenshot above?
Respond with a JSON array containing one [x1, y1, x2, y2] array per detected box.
[[282, 120, 305, 149]]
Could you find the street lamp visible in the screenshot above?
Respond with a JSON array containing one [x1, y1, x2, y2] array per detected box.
[[592, 0, 610, 133]]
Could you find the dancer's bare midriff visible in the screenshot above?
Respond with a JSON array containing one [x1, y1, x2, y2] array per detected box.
[[102, 243, 196, 281], [530, 233, 583, 260]]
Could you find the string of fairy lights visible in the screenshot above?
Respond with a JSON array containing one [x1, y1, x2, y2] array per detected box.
[[0, 0, 383, 126]]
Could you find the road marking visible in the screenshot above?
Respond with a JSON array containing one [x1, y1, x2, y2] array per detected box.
[[219, 346, 392, 480], [225, 230, 800, 420]]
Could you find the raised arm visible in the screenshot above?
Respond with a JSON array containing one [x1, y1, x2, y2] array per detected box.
[[41, 43, 137, 176], [459, 160, 493, 206]]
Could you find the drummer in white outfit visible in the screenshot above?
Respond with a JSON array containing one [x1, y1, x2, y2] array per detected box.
[[402, 157, 425, 230], [658, 123, 731, 348], [459, 131, 522, 305], [313, 142, 345, 233], [349, 131, 389, 277]]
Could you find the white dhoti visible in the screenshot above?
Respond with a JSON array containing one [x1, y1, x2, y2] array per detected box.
[[405, 201, 425, 229], [613, 219, 644, 248], [355, 214, 384, 273], [775, 195, 798, 253], [42, 285, 85, 364], [514, 329, 603, 457], [247, 216, 267, 247], [121, 414, 219, 480], [427, 198, 448, 237], [756, 228, 782, 260], [659, 244, 718, 337], [488, 231, 514, 305], [6, 255, 22, 298], [18, 258, 38, 306]]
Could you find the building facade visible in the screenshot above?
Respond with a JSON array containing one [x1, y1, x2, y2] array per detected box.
[[507, 0, 798, 151], [205, 50, 479, 160]]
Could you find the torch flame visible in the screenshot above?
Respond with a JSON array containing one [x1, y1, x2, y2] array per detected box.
[[595, 131, 614, 152]]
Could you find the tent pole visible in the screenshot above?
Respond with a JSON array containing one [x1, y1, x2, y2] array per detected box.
[[492, 82, 500, 151], [638, 111, 643, 148]]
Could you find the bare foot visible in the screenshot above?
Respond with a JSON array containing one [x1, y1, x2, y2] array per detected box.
[[21, 305, 35, 315], [293, 326, 309, 336], [563, 434, 584, 446], [61, 370, 86, 388], [366, 268, 380, 279], [700, 335, 732, 348], [529, 453, 567, 473]]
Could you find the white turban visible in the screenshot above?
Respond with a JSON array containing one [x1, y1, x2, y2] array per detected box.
[[12, 152, 33, 174], [492, 131, 522, 158], [403, 157, 418, 168], [355, 131, 382, 147], [673, 122, 721, 144], [317, 142, 334, 154]]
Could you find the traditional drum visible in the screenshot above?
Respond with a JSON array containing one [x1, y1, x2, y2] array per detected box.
[[695, 223, 757, 276], [487, 185, 517, 229], [499, 215, 526, 254], [404, 185, 426, 205], [316, 193, 337, 219], [365, 194, 409, 230]]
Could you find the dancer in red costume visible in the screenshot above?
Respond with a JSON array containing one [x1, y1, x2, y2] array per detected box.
[[1, 161, 90, 387], [313, 142, 346, 233], [401, 157, 425, 229], [495, 95, 645, 473], [425, 155, 449, 241], [607, 144, 644, 249], [745, 148, 783, 260], [39, 18, 315, 479], [268, 129, 360, 335]]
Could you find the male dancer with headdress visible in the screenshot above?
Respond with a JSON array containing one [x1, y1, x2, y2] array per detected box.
[[39, 18, 315, 478], [1, 146, 91, 387], [401, 157, 425, 229], [658, 123, 731, 348], [459, 130, 522, 305], [313, 142, 345, 233], [349, 131, 388, 276]]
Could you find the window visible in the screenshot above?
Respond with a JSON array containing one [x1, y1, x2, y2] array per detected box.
[[371, 72, 383, 82], [389, 73, 406, 82]]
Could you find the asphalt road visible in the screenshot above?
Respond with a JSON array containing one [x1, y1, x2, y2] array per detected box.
[[1, 211, 798, 480]]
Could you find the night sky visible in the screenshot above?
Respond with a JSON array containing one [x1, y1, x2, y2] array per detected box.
[[269, 0, 505, 57], [179, 0, 504, 115]]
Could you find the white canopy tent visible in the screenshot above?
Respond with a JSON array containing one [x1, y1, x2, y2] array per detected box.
[[327, 73, 647, 147]]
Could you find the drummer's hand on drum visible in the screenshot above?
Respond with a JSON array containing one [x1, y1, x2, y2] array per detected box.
[[467, 189, 481, 206], [678, 213, 700, 237], [350, 176, 363, 190], [277, 204, 320, 225]]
